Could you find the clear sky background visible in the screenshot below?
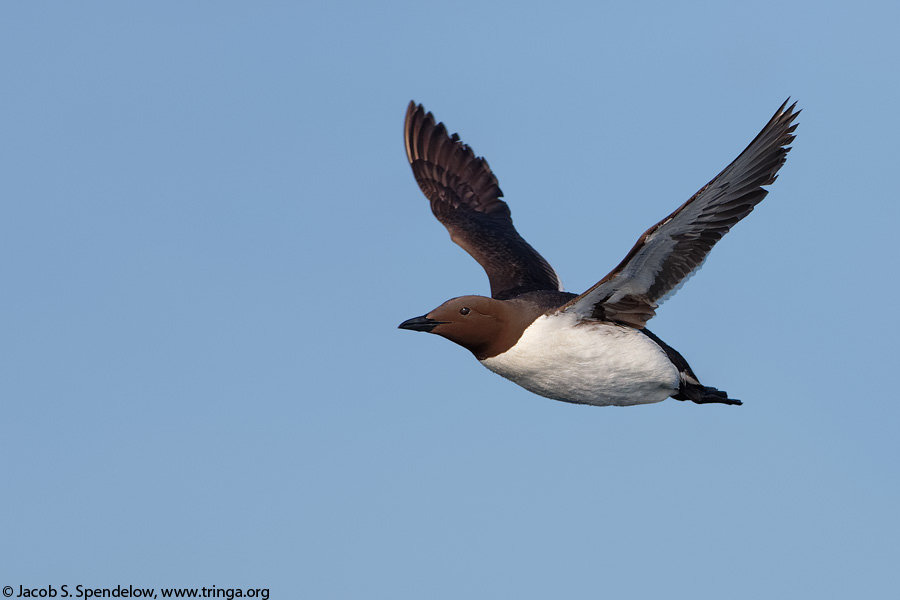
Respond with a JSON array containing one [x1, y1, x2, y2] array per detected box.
[[2, 1, 898, 598]]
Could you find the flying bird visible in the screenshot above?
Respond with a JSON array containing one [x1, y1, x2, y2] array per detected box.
[[399, 99, 798, 406]]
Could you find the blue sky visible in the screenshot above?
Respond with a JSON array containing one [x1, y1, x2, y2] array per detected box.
[[2, 1, 898, 598]]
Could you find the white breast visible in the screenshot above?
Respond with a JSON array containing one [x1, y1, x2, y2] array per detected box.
[[480, 312, 679, 406]]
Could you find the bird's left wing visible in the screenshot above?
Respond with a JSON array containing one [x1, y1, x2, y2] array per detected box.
[[560, 99, 800, 327]]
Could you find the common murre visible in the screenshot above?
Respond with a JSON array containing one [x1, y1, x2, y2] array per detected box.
[[399, 100, 798, 406]]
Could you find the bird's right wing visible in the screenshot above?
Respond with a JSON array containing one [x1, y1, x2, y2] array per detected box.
[[405, 101, 563, 300]]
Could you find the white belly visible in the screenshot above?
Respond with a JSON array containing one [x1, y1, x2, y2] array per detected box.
[[480, 313, 679, 406]]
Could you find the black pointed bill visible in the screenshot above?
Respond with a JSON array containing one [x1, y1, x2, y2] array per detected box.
[[398, 315, 445, 333]]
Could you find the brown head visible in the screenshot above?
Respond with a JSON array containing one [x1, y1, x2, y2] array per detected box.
[[398, 295, 542, 360]]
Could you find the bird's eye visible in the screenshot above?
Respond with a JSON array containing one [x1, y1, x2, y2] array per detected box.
[[459, 307, 470, 316]]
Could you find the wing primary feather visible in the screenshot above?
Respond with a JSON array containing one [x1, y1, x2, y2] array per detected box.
[[560, 99, 799, 327], [404, 101, 563, 298]]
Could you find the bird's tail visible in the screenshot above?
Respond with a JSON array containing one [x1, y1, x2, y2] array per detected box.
[[640, 328, 743, 406], [674, 380, 742, 406]]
